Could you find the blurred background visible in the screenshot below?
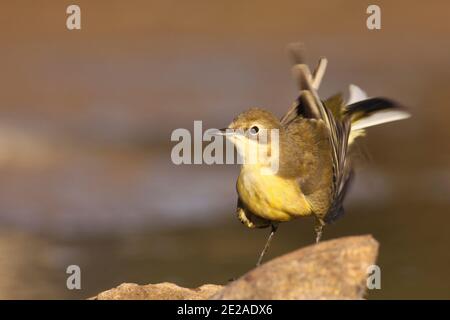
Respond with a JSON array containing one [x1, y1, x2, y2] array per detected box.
[[0, 0, 449, 299]]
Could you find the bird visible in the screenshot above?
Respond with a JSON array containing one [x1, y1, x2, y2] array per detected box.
[[214, 46, 410, 266]]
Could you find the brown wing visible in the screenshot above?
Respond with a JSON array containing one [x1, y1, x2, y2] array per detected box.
[[280, 117, 333, 217], [281, 63, 353, 222]]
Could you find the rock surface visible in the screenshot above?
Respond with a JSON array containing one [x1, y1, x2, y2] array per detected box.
[[93, 282, 223, 300], [91, 235, 378, 300], [213, 235, 378, 299]]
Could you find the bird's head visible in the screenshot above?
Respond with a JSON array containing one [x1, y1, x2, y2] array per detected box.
[[214, 108, 282, 173]]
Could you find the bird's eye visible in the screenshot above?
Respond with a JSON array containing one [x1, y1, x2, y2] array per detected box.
[[249, 126, 259, 135]]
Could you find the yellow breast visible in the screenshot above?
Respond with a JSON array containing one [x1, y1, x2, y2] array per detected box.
[[237, 165, 312, 222]]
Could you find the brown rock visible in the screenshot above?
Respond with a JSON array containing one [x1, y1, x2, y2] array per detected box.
[[91, 235, 378, 300], [212, 235, 378, 300], [92, 282, 223, 300]]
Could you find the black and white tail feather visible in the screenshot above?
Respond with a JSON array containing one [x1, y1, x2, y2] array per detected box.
[[284, 44, 410, 228]]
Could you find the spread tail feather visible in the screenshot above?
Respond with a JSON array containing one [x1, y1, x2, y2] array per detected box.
[[345, 85, 411, 131], [345, 90, 410, 144]]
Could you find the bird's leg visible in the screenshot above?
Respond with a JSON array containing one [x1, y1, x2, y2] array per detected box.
[[256, 223, 278, 267], [314, 218, 325, 243]]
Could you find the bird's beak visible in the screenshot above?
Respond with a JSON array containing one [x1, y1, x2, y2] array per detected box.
[[210, 128, 236, 136]]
